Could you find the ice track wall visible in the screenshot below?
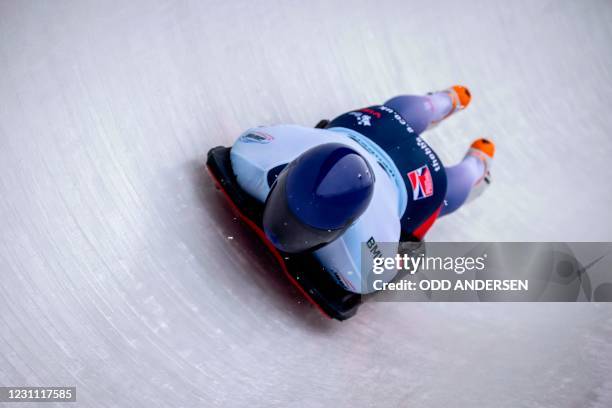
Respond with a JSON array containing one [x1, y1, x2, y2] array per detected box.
[[1, 1, 611, 407]]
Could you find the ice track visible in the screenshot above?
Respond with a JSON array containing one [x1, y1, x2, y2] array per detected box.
[[1, 1, 611, 407]]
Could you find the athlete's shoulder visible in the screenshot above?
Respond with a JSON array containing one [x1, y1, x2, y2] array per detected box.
[[240, 123, 322, 136]]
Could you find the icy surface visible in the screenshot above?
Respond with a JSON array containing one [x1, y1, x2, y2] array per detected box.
[[0, 1, 611, 407]]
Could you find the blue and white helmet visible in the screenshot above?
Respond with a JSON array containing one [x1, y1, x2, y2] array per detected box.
[[263, 143, 375, 253]]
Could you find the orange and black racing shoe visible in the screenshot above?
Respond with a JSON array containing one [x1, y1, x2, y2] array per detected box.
[[465, 138, 495, 203], [429, 85, 472, 126]]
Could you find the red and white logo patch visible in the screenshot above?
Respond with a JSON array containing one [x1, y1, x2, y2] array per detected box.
[[407, 165, 434, 200]]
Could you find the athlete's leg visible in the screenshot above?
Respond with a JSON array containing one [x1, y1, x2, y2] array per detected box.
[[384, 86, 471, 134], [439, 139, 494, 216]]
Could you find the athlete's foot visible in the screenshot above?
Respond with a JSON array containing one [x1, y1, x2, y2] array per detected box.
[[427, 85, 472, 128], [448, 85, 471, 111], [464, 138, 495, 203]]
